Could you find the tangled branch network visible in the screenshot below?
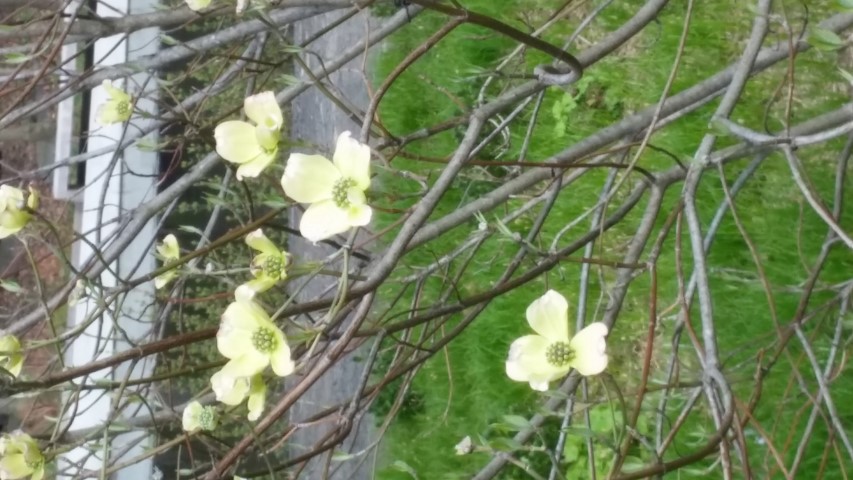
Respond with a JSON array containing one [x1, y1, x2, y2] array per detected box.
[[0, 0, 851, 479]]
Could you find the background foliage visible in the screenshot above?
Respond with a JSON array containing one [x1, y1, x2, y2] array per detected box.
[[0, 0, 851, 479]]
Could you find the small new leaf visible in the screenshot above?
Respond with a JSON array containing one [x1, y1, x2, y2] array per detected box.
[[708, 117, 733, 137], [0, 279, 22, 294], [177, 225, 206, 238], [331, 451, 357, 462], [809, 28, 845, 51], [160, 33, 180, 46], [562, 441, 581, 463], [390, 460, 418, 479], [502, 414, 530, 430], [3, 53, 32, 64], [489, 437, 523, 452], [840, 68, 853, 85], [134, 136, 160, 152]]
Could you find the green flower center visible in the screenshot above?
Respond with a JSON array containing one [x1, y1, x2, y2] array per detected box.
[[263, 255, 284, 279], [251, 327, 277, 354], [199, 407, 218, 431], [545, 341, 574, 367], [117, 101, 130, 116], [332, 177, 356, 209], [25, 456, 43, 471]]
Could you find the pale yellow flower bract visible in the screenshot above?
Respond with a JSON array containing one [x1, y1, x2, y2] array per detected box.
[[154, 234, 180, 290], [209, 370, 267, 422], [0, 431, 45, 480], [0, 335, 23, 379], [210, 369, 250, 406], [0, 185, 38, 239], [505, 290, 608, 391], [185, 0, 211, 11], [281, 131, 372, 242], [243, 229, 288, 294], [247, 375, 266, 421], [214, 91, 283, 180], [96, 80, 133, 125]]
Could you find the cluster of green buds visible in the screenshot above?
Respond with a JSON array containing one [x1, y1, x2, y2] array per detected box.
[[182, 401, 220, 432]]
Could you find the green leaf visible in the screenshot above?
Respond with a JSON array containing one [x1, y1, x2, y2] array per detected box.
[[840, 68, 853, 85], [281, 45, 304, 54], [708, 117, 733, 137], [501, 414, 530, 430], [134, 136, 162, 152], [562, 441, 581, 463], [622, 456, 646, 472], [0, 279, 22, 294], [3, 53, 32, 64], [177, 225, 206, 239], [390, 460, 418, 479], [331, 451, 356, 462], [842, 313, 853, 331], [156, 77, 180, 87], [106, 422, 132, 433], [589, 407, 615, 431], [809, 28, 845, 51], [160, 33, 180, 46], [542, 389, 570, 400], [279, 74, 300, 86], [840, 0, 853, 10], [561, 426, 597, 441], [489, 437, 523, 452]]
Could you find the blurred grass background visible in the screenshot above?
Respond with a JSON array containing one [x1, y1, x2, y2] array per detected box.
[[369, 0, 853, 478]]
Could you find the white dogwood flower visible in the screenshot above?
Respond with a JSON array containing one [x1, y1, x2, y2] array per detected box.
[[0, 185, 38, 239], [281, 131, 372, 242], [182, 401, 218, 432], [214, 91, 283, 180], [211, 368, 250, 405], [154, 234, 180, 290], [506, 290, 608, 391], [0, 335, 23, 379], [0, 431, 44, 480], [97, 80, 133, 125], [243, 229, 288, 294], [217, 286, 294, 378], [210, 370, 266, 422]]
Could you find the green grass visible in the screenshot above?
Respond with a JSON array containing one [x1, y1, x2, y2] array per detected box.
[[370, 0, 853, 478]]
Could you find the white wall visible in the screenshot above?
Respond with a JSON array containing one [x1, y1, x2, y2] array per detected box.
[[59, 0, 160, 477]]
